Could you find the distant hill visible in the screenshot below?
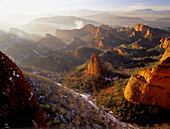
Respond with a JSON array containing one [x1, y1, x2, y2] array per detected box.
[[123, 9, 170, 17], [9, 27, 41, 41], [147, 18, 170, 28], [36, 33, 66, 50], [22, 16, 101, 35], [82, 14, 146, 27], [82, 10, 170, 27]]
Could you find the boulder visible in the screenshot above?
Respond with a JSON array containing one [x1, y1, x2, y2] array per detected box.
[[124, 48, 170, 110]]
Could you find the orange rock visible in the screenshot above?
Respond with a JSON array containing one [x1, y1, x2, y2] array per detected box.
[[160, 37, 170, 49], [130, 31, 136, 37], [91, 39, 105, 48], [99, 39, 105, 48], [134, 24, 148, 34], [120, 44, 127, 48], [113, 48, 123, 54], [93, 27, 103, 39], [132, 45, 138, 48], [85, 53, 102, 77], [128, 27, 136, 35], [124, 48, 170, 110]]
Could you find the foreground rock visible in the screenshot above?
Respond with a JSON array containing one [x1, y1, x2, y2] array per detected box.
[[124, 48, 170, 110], [85, 53, 102, 77], [0, 51, 47, 128]]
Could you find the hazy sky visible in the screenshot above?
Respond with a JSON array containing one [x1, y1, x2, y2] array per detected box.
[[0, 0, 169, 25], [0, 0, 170, 15]]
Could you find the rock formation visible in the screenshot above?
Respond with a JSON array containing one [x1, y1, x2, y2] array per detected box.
[[90, 39, 105, 48], [66, 37, 86, 50], [99, 39, 105, 48], [132, 45, 138, 48], [160, 37, 170, 49], [0, 51, 47, 128], [85, 53, 102, 77], [124, 48, 170, 110], [93, 27, 103, 39], [113, 48, 124, 54], [82, 24, 95, 33], [128, 27, 136, 35], [134, 24, 148, 34]]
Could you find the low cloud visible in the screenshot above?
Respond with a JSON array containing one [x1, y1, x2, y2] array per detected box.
[[75, 20, 84, 29]]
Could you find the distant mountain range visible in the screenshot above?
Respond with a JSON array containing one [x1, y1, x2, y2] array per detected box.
[[22, 16, 101, 35], [123, 9, 170, 16], [0, 9, 170, 35]]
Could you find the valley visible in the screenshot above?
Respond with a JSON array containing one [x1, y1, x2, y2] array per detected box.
[[0, 6, 170, 128]]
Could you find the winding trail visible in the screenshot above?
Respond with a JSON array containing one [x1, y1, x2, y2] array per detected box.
[[55, 82, 136, 129]]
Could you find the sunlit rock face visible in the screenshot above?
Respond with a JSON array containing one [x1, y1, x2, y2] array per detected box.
[[134, 24, 148, 34], [85, 53, 102, 77], [160, 37, 170, 49], [0, 51, 47, 128], [124, 48, 170, 110]]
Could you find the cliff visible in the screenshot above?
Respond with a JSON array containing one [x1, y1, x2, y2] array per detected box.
[[134, 24, 148, 34], [124, 48, 170, 110], [65, 37, 86, 50], [0, 51, 47, 128], [160, 37, 170, 49]]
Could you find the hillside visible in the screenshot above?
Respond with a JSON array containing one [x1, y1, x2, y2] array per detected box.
[[36, 33, 66, 50]]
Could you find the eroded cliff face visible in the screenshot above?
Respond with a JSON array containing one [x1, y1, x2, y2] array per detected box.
[[0, 51, 47, 128], [85, 53, 102, 77], [124, 48, 170, 110], [160, 37, 170, 49], [134, 24, 148, 34]]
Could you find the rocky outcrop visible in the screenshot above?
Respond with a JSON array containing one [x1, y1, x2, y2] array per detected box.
[[92, 25, 114, 39], [160, 37, 170, 49], [85, 53, 102, 77], [82, 24, 95, 33], [124, 48, 170, 110], [117, 27, 130, 32], [113, 48, 124, 54], [134, 24, 168, 43], [90, 39, 105, 48], [0, 51, 47, 128], [144, 28, 163, 42], [93, 27, 103, 39], [134, 24, 148, 34], [128, 27, 135, 35], [66, 37, 86, 50], [132, 45, 138, 48]]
